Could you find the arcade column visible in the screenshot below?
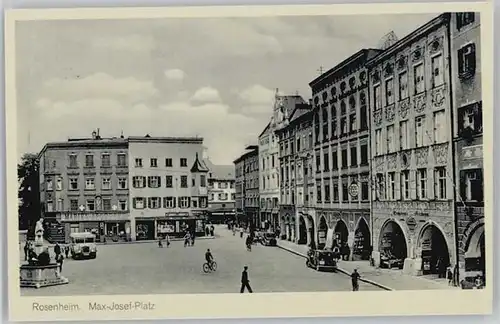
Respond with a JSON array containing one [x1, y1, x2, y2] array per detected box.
[[130, 217, 136, 241]]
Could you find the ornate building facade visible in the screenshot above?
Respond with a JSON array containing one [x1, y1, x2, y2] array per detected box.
[[368, 14, 457, 275], [450, 12, 484, 284], [204, 159, 236, 224], [310, 49, 381, 258]]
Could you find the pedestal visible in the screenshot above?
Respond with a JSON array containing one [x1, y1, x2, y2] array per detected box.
[[372, 251, 381, 268], [20, 264, 69, 289]]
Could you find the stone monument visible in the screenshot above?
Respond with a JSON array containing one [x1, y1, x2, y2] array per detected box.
[[20, 218, 69, 289]]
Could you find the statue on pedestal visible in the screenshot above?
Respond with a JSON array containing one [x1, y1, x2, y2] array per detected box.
[[33, 218, 45, 256]]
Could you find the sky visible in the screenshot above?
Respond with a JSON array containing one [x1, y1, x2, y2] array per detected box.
[[16, 13, 438, 165]]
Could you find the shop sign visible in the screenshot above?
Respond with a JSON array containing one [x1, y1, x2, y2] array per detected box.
[[60, 212, 129, 222], [165, 212, 189, 217]]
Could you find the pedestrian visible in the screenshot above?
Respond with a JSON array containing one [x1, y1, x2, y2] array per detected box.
[[184, 232, 191, 247], [240, 266, 253, 293], [210, 225, 215, 236], [351, 268, 360, 291], [447, 267, 453, 286], [158, 236, 163, 248], [191, 232, 196, 246], [23, 241, 29, 261], [54, 242, 61, 257], [56, 252, 64, 273], [205, 226, 210, 236], [240, 227, 244, 238], [165, 234, 171, 248], [65, 245, 70, 259]]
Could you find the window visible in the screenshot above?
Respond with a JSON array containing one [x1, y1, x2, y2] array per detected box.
[[297, 138, 301, 152], [135, 158, 143, 167], [56, 199, 63, 211], [316, 184, 322, 203], [341, 149, 348, 169], [376, 173, 385, 200], [69, 154, 78, 168], [148, 176, 161, 188], [133, 197, 145, 209], [219, 182, 228, 189], [118, 177, 127, 189], [86, 199, 95, 211], [165, 158, 173, 167], [350, 146, 358, 167], [150, 158, 158, 167], [165, 175, 173, 188], [415, 116, 426, 147], [399, 71, 408, 100], [414, 63, 425, 94], [180, 175, 188, 188], [231, 193, 236, 200], [101, 154, 111, 167], [342, 182, 349, 202], [417, 169, 428, 199], [433, 110, 447, 143], [180, 158, 188, 167], [360, 145, 368, 165], [349, 114, 357, 133], [117, 153, 127, 167], [458, 103, 483, 136], [324, 183, 331, 202], [387, 172, 395, 200], [56, 177, 63, 190], [119, 199, 127, 211], [69, 178, 78, 190], [385, 78, 394, 105], [460, 169, 483, 202], [323, 153, 330, 171], [220, 193, 228, 201], [456, 12, 475, 29], [332, 151, 338, 170], [374, 85, 381, 110], [340, 117, 347, 135], [387, 125, 395, 153], [458, 43, 476, 78], [333, 182, 339, 201], [200, 175, 206, 187], [101, 177, 111, 190], [179, 197, 190, 208], [435, 167, 447, 199], [46, 200, 53, 212], [375, 129, 383, 155], [360, 106, 367, 131], [315, 154, 320, 172], [70, 199, 79, 211], [361, 180, 369, 201], [148, 197, 161, 209], [400, 121, 409, 150], [432, 54, 444, 87], [85, 155, 94, 168], [102, 198, 111, 211], [401, 171, 410, 200], [85, 177, 95, 190], [162, 197, 175, 209], [272, 155, 275, 168], [132, 176, 146, 188]]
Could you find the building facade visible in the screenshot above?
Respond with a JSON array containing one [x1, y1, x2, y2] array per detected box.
[[233, 145, 259, 229], [127, 136, 209, 240], [38, 130, 130, 243], [204, 159, 236, 224], [258, 122, 280, 230], [311, 49, 381, 259], [368, 14, 457, 275], [275, 102, 314, 244], [450, 12, 484, 284]]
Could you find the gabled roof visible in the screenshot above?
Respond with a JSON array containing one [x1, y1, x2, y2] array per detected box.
[[203, 158, 235, 180], [258, 121, 271, 138], [289, 103, 312, 123], [190, 153, 209, 173]]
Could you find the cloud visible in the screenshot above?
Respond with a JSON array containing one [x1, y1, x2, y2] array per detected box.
[[236, 84, 277, 115], [91, 34, 157, 53], [190, 86, 221, 104], [41, 73, 158, 104], [164, 69, 186, 81]]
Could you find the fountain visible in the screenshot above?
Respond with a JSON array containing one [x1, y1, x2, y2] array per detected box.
[[20, 218, 69, 288]]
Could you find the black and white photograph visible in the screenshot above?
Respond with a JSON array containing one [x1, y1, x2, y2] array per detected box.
[[4, 2, 493, 321]]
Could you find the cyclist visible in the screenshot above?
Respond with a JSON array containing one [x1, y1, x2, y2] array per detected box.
[[205, 249, 214, 269]]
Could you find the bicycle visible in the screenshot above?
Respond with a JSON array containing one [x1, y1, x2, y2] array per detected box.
[[202, 261, 217, 273]]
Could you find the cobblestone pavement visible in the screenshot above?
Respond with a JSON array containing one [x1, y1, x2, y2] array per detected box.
[[20, 227, 382, 296], [277, 239, 458, 291]]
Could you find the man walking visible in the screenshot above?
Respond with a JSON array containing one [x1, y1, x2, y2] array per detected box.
[[351, 268, 361, 291], [240, 266, 253, 293]]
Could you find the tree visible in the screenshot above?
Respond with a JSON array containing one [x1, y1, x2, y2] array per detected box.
[[18, 153, 41, 232]]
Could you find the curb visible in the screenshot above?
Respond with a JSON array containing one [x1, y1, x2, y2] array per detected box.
[[276, 243, 394, 291], [26, 236, 217, 247]]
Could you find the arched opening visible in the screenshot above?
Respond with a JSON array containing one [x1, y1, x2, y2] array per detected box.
[[333, 220, 349, 247], [285, 215, 291, 241], [353, 218, 371, 260], [419, 224, 450, 277], [298, 216, 307, 245], [317, 216, 328, 249], [308, 217, 316, 249], [290, 216, 296, 242], [464, 224, 485, 285], [379, 220, 407, 269]]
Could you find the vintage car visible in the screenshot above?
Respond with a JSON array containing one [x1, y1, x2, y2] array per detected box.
[[70, 232, 97, 260], [306, 250, 338, 272], [261, 233, 277, 246], [252, 231, 263, 244]]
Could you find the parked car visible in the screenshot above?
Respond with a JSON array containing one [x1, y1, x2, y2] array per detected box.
[[261, 233, 277, 246], [306, 249, 337, 272], [70, 232, 97, 260]]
